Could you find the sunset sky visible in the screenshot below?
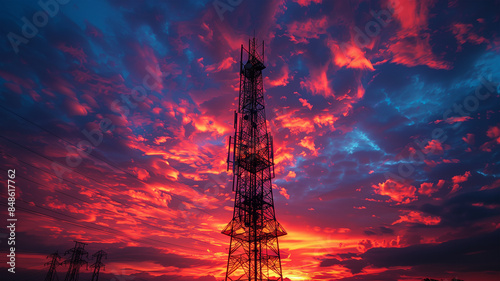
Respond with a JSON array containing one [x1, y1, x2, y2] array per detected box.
[[1, 0, 500, 280]]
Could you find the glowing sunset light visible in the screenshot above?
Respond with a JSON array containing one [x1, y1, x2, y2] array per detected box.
[[1, 0, 499, 281]]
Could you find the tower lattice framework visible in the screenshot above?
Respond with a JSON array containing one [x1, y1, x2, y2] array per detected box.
[[90, 250, 107, 281], [44, 251, 62, 281], [63, 241, 88, 281], [223, 36, 287, 281]]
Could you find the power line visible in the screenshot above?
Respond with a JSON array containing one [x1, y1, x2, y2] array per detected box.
[[1, 151, 150, 208], [0, 163, 93, 205], [0, 165, 224, 247], [0, 134, 215, 218], [0, 103, 145, 178], [0, 105, 217, 217], [0, 152, 218, 238], [0, 200, 206, 252], [0, 103, 225, 281], [0, 105, 226, 256]]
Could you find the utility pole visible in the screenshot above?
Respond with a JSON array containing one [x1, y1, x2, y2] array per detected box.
[[44, 251, 62, 281], [90, 250, 107, 281], [223, 36, 287, 280], [63, 241, 88, 281]]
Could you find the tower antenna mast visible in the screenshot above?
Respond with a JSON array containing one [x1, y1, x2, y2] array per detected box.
[[223, 36, 287, 280]]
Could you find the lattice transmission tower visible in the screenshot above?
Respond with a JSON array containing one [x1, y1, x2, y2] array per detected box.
[[90, 250, 107, 281], [63, 241, 88, 281], [223, 36, 287, 281], [44, 251, 62, 281]]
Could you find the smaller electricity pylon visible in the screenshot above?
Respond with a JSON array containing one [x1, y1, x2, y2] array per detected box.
[[44, 251, 62, 281], [63, 241, 88, 281], [90, 250, 107, 281]]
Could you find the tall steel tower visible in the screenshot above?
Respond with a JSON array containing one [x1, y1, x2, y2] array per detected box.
[[63, 241, 88, 281], [90, 250, 107, 281], [223, 36, 287, 281], [44, 251, 62, 281]]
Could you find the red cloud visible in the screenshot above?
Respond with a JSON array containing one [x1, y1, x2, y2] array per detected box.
[[129, 43, 167, 93], [434, 116, 472, 124], [313, 111, 338, 131], [424, 139, 444, 154], [419, 182, 434, 196], [372, 179, 417, 203], [386, 0, 452, 69], [437, 179, 445, 188], [452, 171, 471, 184], [451, 171, 471, 193], [190, 113, 231, 136], [285, 170, 296, 181], [275, 109, 315, 134], [279, 186, 290, 199], [388, 34, 452, 69], [299, 136, 317, 156], [299, 98, 313, 110], [293, 0, 322, 7], [274, 146, 296, 175], [419, 179, 444, 196], [486, 126, 500, 140], [480, 126, 500, 152], [424, 159, 439, 167], [462, 133, 475, 145], [205, 57, 236, 73], [286, 16, 328, 44], [392, 210, 441, 225], [57, 43, 88, 64], [452, 23, 488, 51], [266, 65, 292, 88], [327, 38, 375, 71], [388, 0, 429, 36], [131, 167, 150, 181], [64, 98, 89, 116], [300, 64, 333, 97], [358, 239, 374, 252], [480, 179, 500, 191]]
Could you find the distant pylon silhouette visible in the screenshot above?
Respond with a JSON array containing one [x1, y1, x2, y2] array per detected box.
[[90, 250, 107, 281], [222, 36, 287, 280], [44, 251, 62, 281], [63, 241, 88, 281]]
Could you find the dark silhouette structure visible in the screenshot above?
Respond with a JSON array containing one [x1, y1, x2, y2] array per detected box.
[[222, 37, 287, 280], [63, 241, 88, 281], [90, 250, 107, 281], [44, 251, 62, 281]]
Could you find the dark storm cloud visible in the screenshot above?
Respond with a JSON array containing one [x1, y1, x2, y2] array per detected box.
[[320, 257, 368, 274], [420, 188, 500, 227], [363, 229, 500, 272], [109, 246, 217, 268], [322, 229, 500, 274]]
